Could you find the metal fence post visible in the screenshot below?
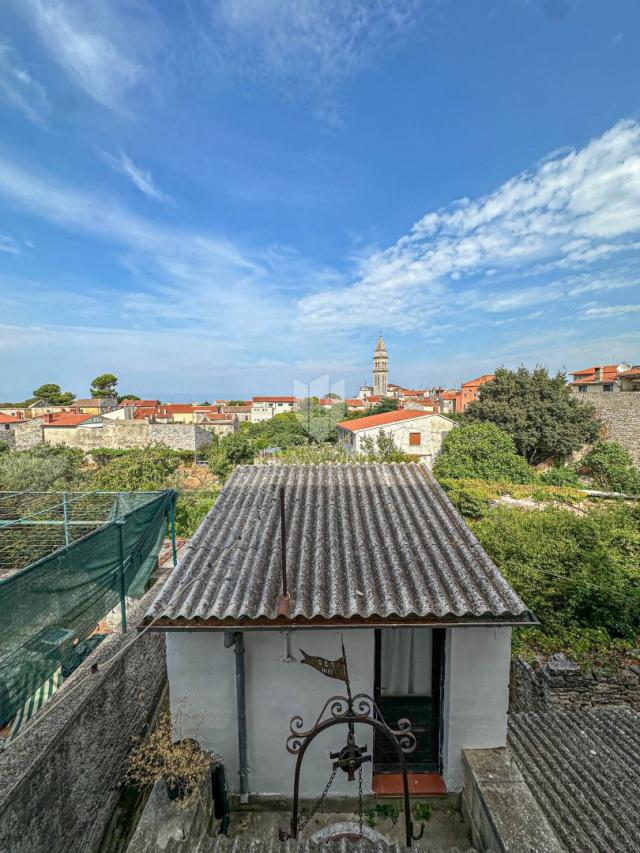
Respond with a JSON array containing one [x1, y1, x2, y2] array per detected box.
[[169, 495, 178, 567], [62, 491, 71, 546], [116, 520, 127, 633]]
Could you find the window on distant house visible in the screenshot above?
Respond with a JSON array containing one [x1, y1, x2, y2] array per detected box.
[[603, 384, 613, 392], [578, 386, 588, 393], [409, 432, 421, 446]]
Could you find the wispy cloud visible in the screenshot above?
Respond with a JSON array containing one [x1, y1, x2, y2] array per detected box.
[[194, 0, 422, 119], [0, 232, 21, 255], [581, 304, 640, 319], [25, 0, 160, 111], [0, 41, 50, 123], [98, 149, 169, 201], [298, 120, 640, 331]]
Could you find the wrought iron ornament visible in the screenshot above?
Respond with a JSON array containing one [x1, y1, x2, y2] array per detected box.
[[283, 639, 422, 847]]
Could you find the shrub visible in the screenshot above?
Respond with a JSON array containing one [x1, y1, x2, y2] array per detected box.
[[538, 465, 580, 487], [0, 443, 85, 491], [174, 491, 219, 537], [433, 422, 534, 484], [91, 444, 181, 491], [220, 433, 254, 465], [581, 441, 640, 493]]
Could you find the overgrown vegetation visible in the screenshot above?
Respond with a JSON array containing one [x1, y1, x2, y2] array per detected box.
[[471, 502, 640, 666], [0, 444, 85, 491], [581, 441, 640, 494], [439, 478, 586, 519]]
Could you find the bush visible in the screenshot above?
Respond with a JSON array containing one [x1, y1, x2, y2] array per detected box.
[[244, 413, 308, 450], [220, 433, 254, 465], [91, 444, 181, 491], [0, 443, 85, 491], [439, 478, 585, 519], [433, 422, 534, 484], [538, 465, 580, 487], [174, 491, 219, 537], [581, 441, 640, 493]]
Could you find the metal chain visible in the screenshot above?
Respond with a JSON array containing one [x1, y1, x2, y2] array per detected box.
[[358, 764, 364, 837], [298, 765, 338, 834]]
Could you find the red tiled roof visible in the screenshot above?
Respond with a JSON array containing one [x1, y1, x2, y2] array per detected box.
[[461, 374, 495, 388], [569, 365, 619, 384], [345, 399, 364, 406], [620, 366, 640, 377], [0, 413, 21, 423], [222, 405, 251, 412], [366, 395, 382, 403], [439, 391, 457, 400], [252, 396, 296, 403], [121, 399, 160, 407], [42, 413, 97, 427], [337, 410, 440, 432]]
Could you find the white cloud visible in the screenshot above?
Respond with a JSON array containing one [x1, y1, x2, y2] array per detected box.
[[298, 120, 640, 331], [0, 41, 50, 123], [25, 0, 161, 110], [0, 232, 21, 255], [581, 304, 640, 319], [98, 149, 168, 201], [197, 0, 421, 115]]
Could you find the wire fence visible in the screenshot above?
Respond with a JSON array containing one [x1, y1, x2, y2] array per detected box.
[[0, 489, 176, 727]]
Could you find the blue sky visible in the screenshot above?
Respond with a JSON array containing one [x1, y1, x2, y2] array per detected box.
[[0, 0, 639, 401]]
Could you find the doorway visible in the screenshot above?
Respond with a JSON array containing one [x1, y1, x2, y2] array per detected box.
[[373, 627, 444, 773]]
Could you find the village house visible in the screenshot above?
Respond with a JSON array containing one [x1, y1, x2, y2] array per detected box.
[[0, 413, 22, 448], [71, 397, 118, 415], [250, 396, 297, 423], [454, 375, 495, 413], [144, 463, 534, 801], [569, 363, 640, 393], [221, 404, 252, 423], [336, 410, 455, 467]]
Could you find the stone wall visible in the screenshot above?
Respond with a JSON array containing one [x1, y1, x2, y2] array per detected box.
[[13, 418, 45, 450], [0, 589, 167, 853], [574, 391, 640, 465], [509, 654, 640, 713], [43, 421, 213, 452]]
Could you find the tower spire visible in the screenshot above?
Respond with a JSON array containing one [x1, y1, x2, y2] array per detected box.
[[373, 333, 388, 396]]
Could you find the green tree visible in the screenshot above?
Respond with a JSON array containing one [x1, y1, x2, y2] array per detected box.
[[581, 441, 640, 493], [360, 433, 412, 462], [227, 400, 248, 406], [245, 412, 308, 450], [90, 373, 118, 398], [32, 383, 75, 406], [118, 393, 140, 403], [91, 445, 181, 491], [464, 367, 599, 464], [344, 398, 399, 421], [220, 433, 254, 465], [297, 399, 347, 443], [433, 422, 534, 483]]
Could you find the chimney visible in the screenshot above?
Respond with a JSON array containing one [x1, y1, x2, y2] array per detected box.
[[594, 366, 603, 383]]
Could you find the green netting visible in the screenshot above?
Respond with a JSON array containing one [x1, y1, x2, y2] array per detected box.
[[0, 490, 175, 726]]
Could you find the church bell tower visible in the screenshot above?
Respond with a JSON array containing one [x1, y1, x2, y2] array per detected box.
[[373, 334, 388, 396]]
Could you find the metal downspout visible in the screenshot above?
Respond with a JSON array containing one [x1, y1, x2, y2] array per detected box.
[[225, 630, 249, 803]]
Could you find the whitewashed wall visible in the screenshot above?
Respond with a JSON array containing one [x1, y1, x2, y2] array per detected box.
[[166, 629, 375, 797], [441, 626, 512, 791], [166, 624, 512, 798]]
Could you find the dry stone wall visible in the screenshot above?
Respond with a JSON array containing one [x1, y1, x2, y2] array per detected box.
[[510, 654, 640, 713], [574, 391, 640, 465], [42, 421, 212, 452]]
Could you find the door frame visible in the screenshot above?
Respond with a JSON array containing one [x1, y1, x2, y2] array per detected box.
[[373, 627, 445, 774]]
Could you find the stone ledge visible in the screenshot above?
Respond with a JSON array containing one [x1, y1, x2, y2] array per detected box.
[[462, 748, 564, 853]]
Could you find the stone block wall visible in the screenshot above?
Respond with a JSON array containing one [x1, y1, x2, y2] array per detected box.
[[510, 654, 640, 713], [42, 421, 212, 453], [13, 418, 45, 450], [0, 590, 167, 853], [573, 391, 640, 465]]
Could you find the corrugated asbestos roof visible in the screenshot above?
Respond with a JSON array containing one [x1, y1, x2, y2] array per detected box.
[[199, 840, 474, 853], [508, 709, 640, 853], [144, 463, 534, 627]]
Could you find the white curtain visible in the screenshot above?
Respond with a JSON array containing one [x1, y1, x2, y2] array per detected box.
[[380, 628, 432, 696]]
